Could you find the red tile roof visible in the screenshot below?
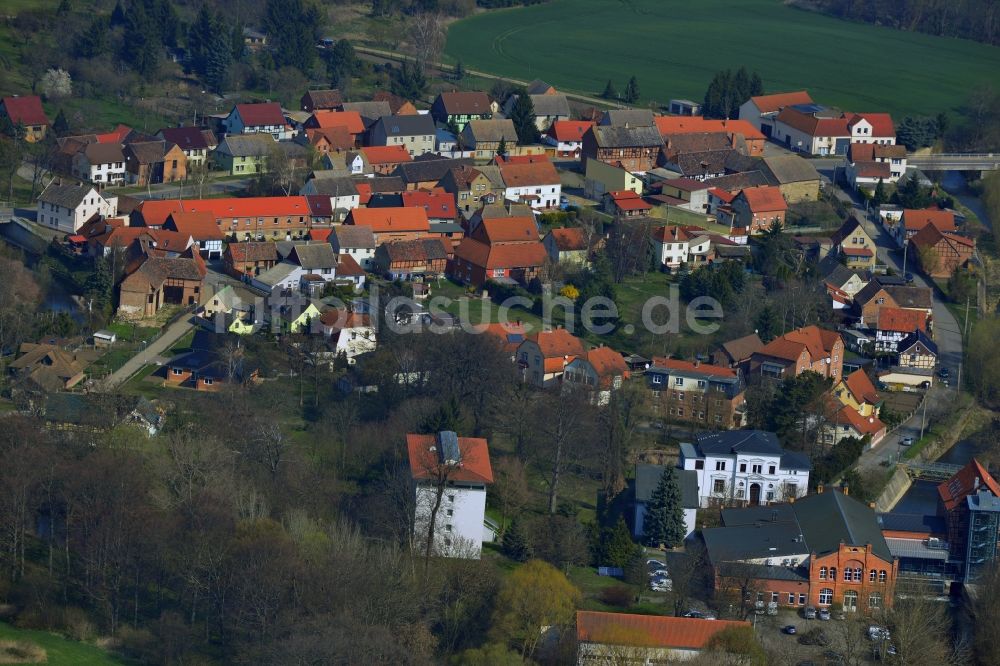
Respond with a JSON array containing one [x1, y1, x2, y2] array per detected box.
[[406, 433, 493, 484], [832, 404, 887, 439], [548, 227, 588, 251], [308, 110, 365, 134], [335, 252, 366, 277], [1, 95, 49, 126], [651, 225, 692, 243], [739, 185, 787, 212], [360, 145, 412, 165], [615, 197, 653, 212], [472, 217, 539, 244], [902, 208, 956, 232], [759, 325, 840, 363], [498, 159, 560, 187], [347, 206, 430, 233], [453, 237, 547, 271], [853, 163, 892, 179], [165, 211, 223, 241], [401, 190, 457, 220], [654, 116, 764, 141], [842, 369, 881, 405], [576, 611, 751, 650], [851, 113, 895, 137], [96, 124, 132, 144], [877, 306, 927, 333], [842, 247, 874, 257], [236, 102, 286, 127], [474, 321, 528, 353], [748, 91, 813, 114], [709, 187, 736, 203], [137, 197, 311, 227], [305, 126, 354, 150], [308, 228, 332, 242], [547, 120, 594, 142], [938, 459, 1000, 512], [909, 224, 975, 252]]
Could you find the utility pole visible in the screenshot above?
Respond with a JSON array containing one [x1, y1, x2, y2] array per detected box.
[[901, 240, 908, 276], [919, 393, 928, 439], [963, 295, 971, 340]]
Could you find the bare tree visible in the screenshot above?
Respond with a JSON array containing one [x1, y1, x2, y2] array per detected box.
[[528, 388, 596, 514], [491, 457, 529, 533], [408, 12, 445, 73]]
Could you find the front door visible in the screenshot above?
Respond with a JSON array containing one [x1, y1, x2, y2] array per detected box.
[[844, 590, 858, 612], [749, 483, 761, 505]]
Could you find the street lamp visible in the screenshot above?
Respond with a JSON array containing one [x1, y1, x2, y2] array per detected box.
[[902, 239, 909, 276]]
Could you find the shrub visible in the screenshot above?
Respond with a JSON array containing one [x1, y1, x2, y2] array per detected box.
[[599, 585, 633, 607]]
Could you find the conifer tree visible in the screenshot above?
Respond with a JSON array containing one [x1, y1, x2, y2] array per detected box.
[[601, 79, 617, 100], [52, 109, 70, 136], [624, 76, 640, 104], [642, 467, 685, 548], [502, 519, 532, 562], [509, 93, 540, 144]]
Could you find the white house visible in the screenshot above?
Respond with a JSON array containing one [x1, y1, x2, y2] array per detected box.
[[320, 309, 376, 362], [772, 107, 896, 156], [37, 182, 118, 234], [738, 90, 814, 135], [543, 120, 593, 159], [72, 143, 127, 185], [223, 102, 292, 140], [331, 225, 376, 270], [408, 431, 493, 559], [299, 175, 361, 216], [651, 225, 691, 270], [498, 159, 562, 211], [679, 430, 811, 507]]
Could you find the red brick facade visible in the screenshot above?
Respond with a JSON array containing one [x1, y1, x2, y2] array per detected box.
[[808, 544, 897, 612]]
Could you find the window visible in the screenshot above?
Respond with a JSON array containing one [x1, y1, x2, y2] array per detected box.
[[739, 463, 747, 473], [694, 460, 704, 470], [878, 570, 887, 583], [715, 461, 726, 471], [447, 494, 455, 503], [445, 524, 452, 532], [869, 569, 877, 582], [771, 592, 779, 603], [853, 568, 863, 582], [869, 592, 882, 609], [799, 593, 807, 605], [446, 509, 453, 517], [652, 375, 663, 385], [172, 368, 183, 375], [752, 464, 762, 474], [768, 465, 776, 474], [674, 377, 684, 387], [697, 380, 706, 388], [844, 569, 852, 581], [819, 567, 827, 580], [819, 588, 833, 605], [712, 479, 725, 494], [788, 593, 796, 605]]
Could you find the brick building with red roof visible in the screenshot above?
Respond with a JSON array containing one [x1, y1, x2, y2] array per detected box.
[[449, 215, 546, 287], [163, 211, 224, 258], [1, 95, 50, 141], [576, 611, 751, 662], [134, 197, 316, 240], [738, 90, 814, 135], [564, 346, 630, 404], [515, 328, 587, 387], [730, 185, 787, 235], [654, 116, 766, 156], [937, 459, 1000, 581], [909, 223, 975, 278], [750, 325, 844, 380]]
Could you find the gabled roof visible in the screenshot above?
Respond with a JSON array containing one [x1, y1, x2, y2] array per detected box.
[[756, 325, 839, 363], [360, 145, 412, 165], [82, 142, 125, 165], [373, 113, 435, 137], [137, 197, 311, 226], [527, 328, 586, 361], [852, 113, 895, 137], [436, 91, 492, 115], [909, 224, 975, 251], [652, 358, 742, 382], [761, 154, 821, 184], [635, 464, 699, 507], [793, 489, 892, 560], [347, 206, 430, 233], [165, 211, 223, 241], [524, 93, 570, 117], [600, 109, 656, 127], [748, 90, 813, 114], [576, 612, 749, 651], [472, 216, 539, 243], [400, 190, 456, 220], [589, 125, 664, 149], [234, 102, 286, 127], [1, 95, 49, 126], [303, 126, 354, 151], [898, 330, 937, 356], [882, 284, 933, 309], [938, 459, 1000, 512], [397, 157, 473, 185], [651, 225, 692, 243], [902, 208, 955, 232], [829, 216, 867, 246], [877, 306, 927, 333], [340, 100, 393, 120], [157, 126, 217, 151], [831, 402, 886, 439], [308, 110, 365, 134], [655, 116, 764, 141], [526, 79, 556, 95], [718, 333, 764, 363], [225, 241, 278, 263], [453, 237, 547, 271], [333, 224, 376, 250], [547, 227, 588, 251], [546, 120, 594, 142], [474, 321, 528, 353], [306, 175, 359, 197], [463, 119, 519, 143], [125, 140, 168, 165], [693, 430, 786, 458], [38, 182, 98, 209], [218, 133, 276, 157], [842, 369, 881, 405], [301, 89, 342, 110], [579, 346, 628, 384], [289, 243, 338, 269], [738, 185, 787, 212], [406, 432, 493, 484], [498, 159, 560, 187], [379, 238, 447, 263]]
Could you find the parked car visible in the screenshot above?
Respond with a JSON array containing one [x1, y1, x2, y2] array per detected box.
[[783, 625, 797, 635], [900, 436, 915, 446], [937, 366, 950, 379], [868, 626, 891, 641], [904, 272, 914, 283], [804, 606, 817, 619], [818, 608, 832, 621], [649, 575, 672, 592], [682, 610, 716, 620]]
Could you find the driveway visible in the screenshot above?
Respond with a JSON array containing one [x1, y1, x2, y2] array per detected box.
[[104, 315, 195, 388]]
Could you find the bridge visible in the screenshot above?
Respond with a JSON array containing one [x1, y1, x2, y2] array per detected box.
[[907, 153, 1000, 172], [899, 460, 962, 482]]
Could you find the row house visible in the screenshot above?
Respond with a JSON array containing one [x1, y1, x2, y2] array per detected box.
[[581, 125, 664, 174], [704, 489, 897, 613], [845, 142, 907, 191], [223, 241, 279, 278], [772, 104, 895, 156], [72, 142, 126, 185], [302, 110, 366, 145], [440, 164, 504, 214], [214, 134, 275, 175], [679, 430, 810, 507], [223, 102, 292, 140], [750, 325, 844, 381], [135, 196, 315, 241], [331, 225, 377, 270], [645, 359, 746, 429], [124, 140, 187, 186]]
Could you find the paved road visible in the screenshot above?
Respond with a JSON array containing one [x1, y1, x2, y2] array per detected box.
[[104, 315, 195, 388]]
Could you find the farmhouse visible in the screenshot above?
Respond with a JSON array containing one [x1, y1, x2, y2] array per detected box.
[[581, 125, 664, 173]]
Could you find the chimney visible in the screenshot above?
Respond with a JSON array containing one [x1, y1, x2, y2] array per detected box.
[[974, 477, 981, 491], [693, 359, 700, 368], [817, 484, 824, 494], [869, 502, 877, 509], [788, 496, 795, 504]]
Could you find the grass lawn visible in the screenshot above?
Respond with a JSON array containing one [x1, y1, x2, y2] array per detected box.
[[445, 0, 1000, 116], [0, 622, 125, 666], [168, 329, 196, 355]]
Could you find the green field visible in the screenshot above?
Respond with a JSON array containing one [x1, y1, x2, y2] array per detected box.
[[445, 0, 1000, 116]]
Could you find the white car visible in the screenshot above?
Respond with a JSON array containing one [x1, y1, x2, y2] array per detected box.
[[868, 625, 891, 641]]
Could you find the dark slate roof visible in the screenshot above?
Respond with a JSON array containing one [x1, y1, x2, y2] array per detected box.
[[359, 176, 405, 193], [715, 562, 810, 582], [394, 157, 474, 185], [307, 176, 359, 197], [793, 490, 893, 561], [780, 451, 813, 471], [701, 170, 770, 191], [821, 261, 864, 287], [898, 330, 937, 356], [332, 225, 376, 250], [601, 109, 656, 127], [38, 182, 93, 209], [527, 93, 570, 117], [721, 503, 798, 527], [289, 243, 338, 269], [702, 522, 808, 563], [761, 155, 820, 184], [592, 125, 663, 149], [877, 512, 946, 535], [635, 464, 699, 508], [883, 285, 933, 310], [373, 113, 436, 137], [693, 430, 784, 457]]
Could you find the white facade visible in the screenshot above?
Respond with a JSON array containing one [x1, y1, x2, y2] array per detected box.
[[414, 481, 487, 559], [223, 108, 292, 141], [37, 187, 118, 234], [680, 442, 809, 508], [505, 182, 561, 211], [653, 237, 690, 269], [72, 153, 126, 186], [322, 321, 376, 361]]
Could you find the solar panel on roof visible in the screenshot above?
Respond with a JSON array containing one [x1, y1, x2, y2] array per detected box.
[[437, 431, 461, 464], [507, 333, 525, 344]]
